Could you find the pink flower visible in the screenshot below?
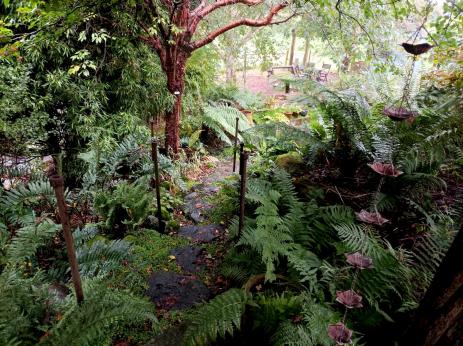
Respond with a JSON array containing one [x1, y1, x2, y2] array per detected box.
[[355, 210, 389, 226], [336, 290, 363, 309], [346, 252, 373, 269], [368, 162, 403, 177], [328, 322, 353, 345]]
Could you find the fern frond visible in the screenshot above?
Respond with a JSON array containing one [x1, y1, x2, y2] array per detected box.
[[183, 289, 250, 346], [335, 222, 414, 307], [287, 246, 321, 292], [77, 239, 131, 279], [6, 216, 61, 265], [203, 105, 250, 145], [1, 180, 57, 219], [48, 280, 157, 346]]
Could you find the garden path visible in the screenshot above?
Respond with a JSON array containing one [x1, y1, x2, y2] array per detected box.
[[145, 159, 235, 312]]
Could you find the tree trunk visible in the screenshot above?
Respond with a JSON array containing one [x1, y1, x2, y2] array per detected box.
[[163, 51, 187, 155], [403, 227, 463, 345], [225, 54, 236, 83], [302, 37, 309, 67], [165, 93, 182, 154], [289, 28, 296, 65]]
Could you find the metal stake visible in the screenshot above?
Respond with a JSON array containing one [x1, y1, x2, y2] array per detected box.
[[150, 120, 165, 233], [239, 143, 244, 175], [238, 151, 249, 236], [232, 116, 239, 172], [47, 170, 84, 304]]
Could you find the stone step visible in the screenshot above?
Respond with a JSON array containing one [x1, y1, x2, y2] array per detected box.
[[178, 224, 225, 243], [170, 245, 205, 273], [146, 271, 209, 310]]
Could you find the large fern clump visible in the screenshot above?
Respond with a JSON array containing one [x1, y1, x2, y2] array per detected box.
[[47, 280, 156, 346], [94, 177, 153, 233], [202, 105, 250, 145], [236, 169, 306, 281], [0, 205, 154, 345]]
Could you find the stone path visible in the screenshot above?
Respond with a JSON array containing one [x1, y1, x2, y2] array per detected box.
[[145, 159, 234, 311]]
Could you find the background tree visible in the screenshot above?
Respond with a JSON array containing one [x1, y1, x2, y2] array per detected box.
[[137, 0, 294, 154]]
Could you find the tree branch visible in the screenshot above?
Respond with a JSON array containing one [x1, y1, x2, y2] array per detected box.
[[189, 3, 292, 51], [190, 0, 265, 33], [335, 0, 377, 58], [195, 0, 263, 18], [140, 35, 167, 67]]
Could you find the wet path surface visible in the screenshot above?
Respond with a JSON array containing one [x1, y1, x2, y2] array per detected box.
[[145, 159, 235, 311]]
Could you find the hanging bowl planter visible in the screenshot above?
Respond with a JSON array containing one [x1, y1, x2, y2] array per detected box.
[[368, 162, 403, 177], [328, 322, 353, 345], [355, 210, 390, 226], [346, 252, 374, 269], [336, 290, 363, 309], [383, 106, 417, 121], [400, 42, 433, 56]]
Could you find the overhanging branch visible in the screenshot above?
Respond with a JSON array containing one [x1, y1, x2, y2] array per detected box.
[[195, 0, 263, 17], [190, 0, 265, 33], [335, 0, 377, 57], [189, 3, 292, 51]]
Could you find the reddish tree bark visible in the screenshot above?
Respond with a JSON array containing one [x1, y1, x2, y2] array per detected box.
[[139, 0, 294, 155]]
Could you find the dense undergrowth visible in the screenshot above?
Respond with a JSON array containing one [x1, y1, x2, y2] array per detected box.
[[1, 1, 463, 345], [2, 64, 462, 344]]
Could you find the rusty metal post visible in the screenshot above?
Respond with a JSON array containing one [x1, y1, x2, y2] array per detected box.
[[232, 117, 239, 172], [47, 170, 84, 304], [238, 151, 249, 236], [239, 143, 244, 175], [150, 120, 165, 234]]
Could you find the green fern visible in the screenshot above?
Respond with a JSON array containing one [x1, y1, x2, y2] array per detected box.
[[0, 269, 50, 345], [47, 280, 157, 346], [183, 289, 250, 346], [202, 105, 250, 145], [237, 173, 297, 281], [76, 234, 131, 279], [6, 213, 61, 266], [1, 180, 59, 220], [272, 298, 337, 346], [94, 178, 153, 232], [335, 222, 414, 311], [286, 246, 321, 292]]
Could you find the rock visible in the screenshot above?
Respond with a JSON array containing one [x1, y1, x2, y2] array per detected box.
[[275, 151, 305, 174], [146, 271, 209, 310], [170, 245, 204, 273], [183, 195, 212, 223], [190, 209, 204, 223], [200, 185, 220, 195], [178, 224, 225, 243], [145, 215, 159, 228]]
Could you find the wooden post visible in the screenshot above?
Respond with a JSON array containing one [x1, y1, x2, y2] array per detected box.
[[150, 120, 165, 233], [232, 117, 239, 172], [238, 151, 248, 236], [47, 168, 84, 304]]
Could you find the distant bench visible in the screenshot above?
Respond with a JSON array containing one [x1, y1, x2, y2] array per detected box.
[[267, 65, 301, 78]]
